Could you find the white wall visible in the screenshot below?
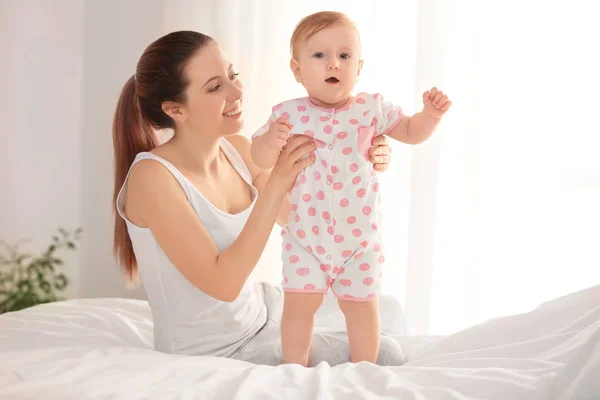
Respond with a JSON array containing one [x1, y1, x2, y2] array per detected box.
[[0, 0, 84, 298]]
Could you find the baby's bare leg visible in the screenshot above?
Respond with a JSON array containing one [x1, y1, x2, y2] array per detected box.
[[281, 292, 324, 366], [338, 299, 381, 363]]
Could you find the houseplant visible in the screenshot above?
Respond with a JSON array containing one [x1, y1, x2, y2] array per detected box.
[[0, 227, 81, 314]]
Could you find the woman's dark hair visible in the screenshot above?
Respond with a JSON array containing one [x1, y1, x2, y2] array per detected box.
[[112, 31, 214, 281]]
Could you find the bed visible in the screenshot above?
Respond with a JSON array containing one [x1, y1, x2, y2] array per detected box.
[[1, 284, 599, 400]]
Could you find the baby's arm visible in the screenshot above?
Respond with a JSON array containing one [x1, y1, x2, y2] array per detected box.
[[387, 87, 452, 145], [250, 115, 292, 169]]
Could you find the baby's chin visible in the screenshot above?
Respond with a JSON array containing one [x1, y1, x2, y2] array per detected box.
[[306, 89, 353, 108]]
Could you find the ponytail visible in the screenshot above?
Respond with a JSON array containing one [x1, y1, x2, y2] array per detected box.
[[112, 75, 158, 282]]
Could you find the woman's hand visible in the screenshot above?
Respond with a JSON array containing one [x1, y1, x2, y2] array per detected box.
[[369, 135, 392, 172], [265, 135, 316, 198]]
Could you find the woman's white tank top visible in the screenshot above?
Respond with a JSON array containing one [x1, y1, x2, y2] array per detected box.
[[115, 138, 267, 357]]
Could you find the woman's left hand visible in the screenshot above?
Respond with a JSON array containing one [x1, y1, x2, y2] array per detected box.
[[369, 135, 392, 172]]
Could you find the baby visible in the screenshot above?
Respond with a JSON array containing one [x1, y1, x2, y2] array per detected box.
[[251, 11, 452, 366]]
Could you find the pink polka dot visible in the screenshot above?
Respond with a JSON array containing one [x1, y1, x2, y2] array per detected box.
[[354, 252, 363, 260], [342, 147, 353, 155], [324, 125, 333, 134], [294, 181, 299, 188], [296, 267, 309, 276], [316, 245, 326, 255], [359, 263, 370, 271], [321, 160, 328, 168], [363, 277, 374, 286], [316, 140, 325, 148], [339, 267, 346, 274], [371, 222, 378, 230], [334, 235, 344, 243], [333, 182, 343, 191], [326, 175, 334, 185], [281, 112, 290, 120], [305, 245, 313, 253], [347, 216, 356, 224], [352, 176, 361, 185], [289, 255, 299, 264], [299, 175, 307, 184], [307, 207, 316, 216], [283, 276, 288, 284], [333, 267, 340, 274], [317, 191, 325, 200], [363, 206, 372, 216], [350, 163, 359, 172], [297, 230, 306, 239], [363, 109, 370, 116], [273, 103, 283, 111], [373, 183, 379, 192], [367, 293, 377, 300], [320, 115, 331, 121], [304, 283, 316, 290], [356, 189, 366, 198], [294, 215, 300, 223], [356, 97, 366, 104], [332, 119, 339, 125], [349, 119, 359, 125], [331, 166, 339, 174], [281, 229, 286, 236], [339, 279, 352, 287], [320, 264, 331, 272], [361, 240, 370, 248], [341, 250, 352, 258], [304, 130, 314, 137], [290, 204, 298, 211], [322, 211, 330, 220], [333, 218, 337, 226], [378, 255, 385, 264], [284, 243, 292, 251], [337, 131, 347, 139], [352, 229, 362, 237], [374, 243, 382, 252], [340, 198, 349, 207], [302, 194, 312, 203], [300, 115, 310, 123], [327, 226, 334, 235], [314, 171, 321, 181], [312, 226, 319, 235], [297, 105, 306, 112], [373, 94, 380, 99]]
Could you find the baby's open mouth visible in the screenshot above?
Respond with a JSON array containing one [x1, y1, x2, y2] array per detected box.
[[325, 77, 339, 83]]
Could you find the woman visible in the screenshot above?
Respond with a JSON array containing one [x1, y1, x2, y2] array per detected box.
[[112, 30, 404, 366]]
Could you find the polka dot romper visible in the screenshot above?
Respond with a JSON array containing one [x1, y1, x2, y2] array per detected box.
[[252, 93, 405, 301]]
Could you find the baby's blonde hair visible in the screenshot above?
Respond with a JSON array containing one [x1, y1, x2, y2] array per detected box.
[[290, 11, 359, 58]]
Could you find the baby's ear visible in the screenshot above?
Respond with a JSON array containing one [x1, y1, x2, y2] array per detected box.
[[290, 59, 302, 83], [357, 59, 364, 77]]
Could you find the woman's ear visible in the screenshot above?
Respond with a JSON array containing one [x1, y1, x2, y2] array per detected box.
[[161, 101, 187, 122], [290, 59, 302, 83]]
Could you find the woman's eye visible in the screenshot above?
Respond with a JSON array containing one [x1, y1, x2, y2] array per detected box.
[[340, 53, 351, 60], [208, 84, 221, 93], [313, 52, 325, 59], [230, 72, 239, 80]]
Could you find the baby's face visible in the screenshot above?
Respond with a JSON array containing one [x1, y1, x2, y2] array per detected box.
[[291, 25, 362, 107]]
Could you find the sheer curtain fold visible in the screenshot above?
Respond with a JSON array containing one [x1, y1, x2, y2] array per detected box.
[[164, 0, 600, 334]]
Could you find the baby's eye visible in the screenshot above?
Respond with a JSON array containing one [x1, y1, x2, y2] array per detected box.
[[313, 52, 325, 59], [340, 53, 351, 60]]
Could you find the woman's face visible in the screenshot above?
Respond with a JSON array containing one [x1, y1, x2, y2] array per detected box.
[[179, 43, 244, 137]]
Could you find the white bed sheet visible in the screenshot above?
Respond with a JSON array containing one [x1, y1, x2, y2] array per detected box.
[[0, 285, 599, 400]]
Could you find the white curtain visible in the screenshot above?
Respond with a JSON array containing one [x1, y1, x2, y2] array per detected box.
[[4, 0, 597, 333], [169, 0, 600, 334]]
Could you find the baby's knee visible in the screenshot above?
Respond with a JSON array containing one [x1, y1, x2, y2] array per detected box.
[[376, 336, 406, 366]]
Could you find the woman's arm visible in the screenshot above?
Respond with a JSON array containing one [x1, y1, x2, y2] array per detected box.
[[126, 135, 316, 302]]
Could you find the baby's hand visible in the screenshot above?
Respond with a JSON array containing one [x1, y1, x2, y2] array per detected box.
[[264, 116, 292, 150], [422, 87, 452, 118]]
